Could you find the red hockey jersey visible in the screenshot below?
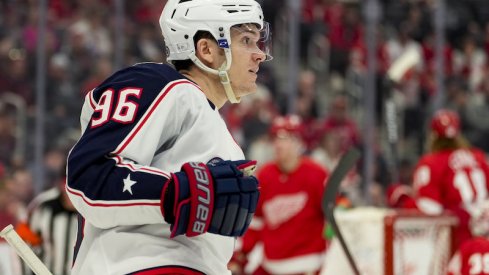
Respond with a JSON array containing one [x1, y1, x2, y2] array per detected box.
[[240, 157, 328, 274], [413, 148, 489, 245], [414, 148, 489, 210], [448, 237, 489, 275]]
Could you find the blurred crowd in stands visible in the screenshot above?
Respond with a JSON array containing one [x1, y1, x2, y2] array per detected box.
[[1, 0, 489, 233]]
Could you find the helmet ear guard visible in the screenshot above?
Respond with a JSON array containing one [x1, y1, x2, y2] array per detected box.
[[160, 0, 272, 104]]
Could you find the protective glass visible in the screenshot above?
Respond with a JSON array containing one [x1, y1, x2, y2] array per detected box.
[[230, 22, 273, 61]]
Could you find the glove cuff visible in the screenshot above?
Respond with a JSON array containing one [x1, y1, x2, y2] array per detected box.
[[386, 183, 412, 207], [161, 178, 176, 224], [180, 162, 215, 237]]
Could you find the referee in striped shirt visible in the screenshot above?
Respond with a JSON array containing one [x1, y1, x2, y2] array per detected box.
[[18, 169, 78, 275]]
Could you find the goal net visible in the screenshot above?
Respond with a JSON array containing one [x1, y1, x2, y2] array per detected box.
[[320, 207, 458, 275]]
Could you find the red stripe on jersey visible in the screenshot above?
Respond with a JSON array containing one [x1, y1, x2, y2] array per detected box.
[[130, 266, 206, 275], [66, 186, 160, 207], [112, 155, 171, 178], [113, 80, 199, 155]]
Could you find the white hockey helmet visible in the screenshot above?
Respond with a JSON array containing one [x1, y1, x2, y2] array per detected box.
[[160, 0, 270, 61], [159, 0, 272, 103]]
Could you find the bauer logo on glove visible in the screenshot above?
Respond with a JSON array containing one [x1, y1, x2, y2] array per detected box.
[[161, 159, 260, 238]]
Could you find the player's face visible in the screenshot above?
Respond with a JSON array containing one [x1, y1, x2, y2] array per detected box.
[[272, 133, 302, 162], [228, 24, 267, 97]]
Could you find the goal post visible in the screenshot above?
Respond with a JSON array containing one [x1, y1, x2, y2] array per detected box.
[[321, 207, 458, 275], [384, 209, 457, 275]]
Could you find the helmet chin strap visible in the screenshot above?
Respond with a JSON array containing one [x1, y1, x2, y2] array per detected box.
[[188, 49, 241, 103]]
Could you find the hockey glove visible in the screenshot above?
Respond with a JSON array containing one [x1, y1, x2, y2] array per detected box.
[[386, 183, 416, 208], [161, 160, 259, 238]]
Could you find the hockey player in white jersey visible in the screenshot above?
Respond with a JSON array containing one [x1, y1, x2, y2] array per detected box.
[[65, 0, 272, 274]]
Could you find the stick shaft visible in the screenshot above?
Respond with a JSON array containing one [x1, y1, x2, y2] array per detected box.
[[0, 224, 53, 275], [322, 148, 362, 275], [385, 99, 399, 183], [326, 207, 361, 275]]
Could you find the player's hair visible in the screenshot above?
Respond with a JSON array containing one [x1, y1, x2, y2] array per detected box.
[[172, 31, 215, 71], [427, 133, 470, 153]]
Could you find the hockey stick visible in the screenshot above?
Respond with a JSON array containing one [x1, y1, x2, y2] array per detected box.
[[384, 94, 399, 183], [383, 47, 422, 184], [0, 224, 53, 275], [386, 47, 420, 84], [322, 148, 361, 275]]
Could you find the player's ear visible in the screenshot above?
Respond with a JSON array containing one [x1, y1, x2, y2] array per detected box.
[[195, 38, 222, 69]]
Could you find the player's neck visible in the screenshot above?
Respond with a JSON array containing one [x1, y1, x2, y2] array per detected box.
[[181, 69, 228, 109], [278, 157, 301, 174]]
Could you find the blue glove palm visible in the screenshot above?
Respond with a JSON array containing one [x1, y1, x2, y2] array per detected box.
[[162, 160, 259, 238]]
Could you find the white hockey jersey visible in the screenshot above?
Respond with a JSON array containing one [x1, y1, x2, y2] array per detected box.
[[66, 63, 244, 275]]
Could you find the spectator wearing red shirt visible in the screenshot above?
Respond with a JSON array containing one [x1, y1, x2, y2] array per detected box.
[[322, 95, 360, 153]]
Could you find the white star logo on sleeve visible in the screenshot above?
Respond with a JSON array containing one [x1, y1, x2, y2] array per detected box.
[[123, 174, 137, 195]]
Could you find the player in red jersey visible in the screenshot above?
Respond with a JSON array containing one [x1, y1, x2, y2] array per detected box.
[[448, 200, 489, 275], [387, 109, 489, 247], [230, 115, 329, 275]]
